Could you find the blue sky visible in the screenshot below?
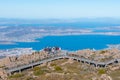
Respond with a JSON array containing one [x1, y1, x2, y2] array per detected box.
[[0, 0, 120, 19]]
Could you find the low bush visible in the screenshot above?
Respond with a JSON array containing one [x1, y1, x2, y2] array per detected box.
[[100, 50, 107, 54], [50, 63, 57, 66], [54, 66, 62, 71], [33, 66, 40, 71], [33, 70, 44, 76], [33, 66, 45, 76], [98, 69, 106, 74], [25, 76, 35, 80], [8, 73, 24, 78]]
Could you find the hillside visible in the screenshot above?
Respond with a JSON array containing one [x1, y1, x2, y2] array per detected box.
[[7, 58, 120, 80]]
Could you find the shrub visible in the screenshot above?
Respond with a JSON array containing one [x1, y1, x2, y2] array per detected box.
[[33, 70, 44, 76], [25, 76, 35, 80], [33, 66, 40, 71], [50, 63, 57, 66], [98, 69, 106, 74], [33, 66, 45, 76], [54, 66, 62, 71], [100, 50, 106, 54], [8, 73, 24, 78]]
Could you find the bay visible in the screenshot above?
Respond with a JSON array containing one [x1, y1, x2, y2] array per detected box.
[[0, 35, 120, 51]]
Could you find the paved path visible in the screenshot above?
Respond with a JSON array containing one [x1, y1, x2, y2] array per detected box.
[[5, 52, 120, 75]]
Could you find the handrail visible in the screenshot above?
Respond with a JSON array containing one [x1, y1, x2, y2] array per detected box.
[[5, 53, 120, 74]]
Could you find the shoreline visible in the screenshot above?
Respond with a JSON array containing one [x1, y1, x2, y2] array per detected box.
[[0, 35, 120, 51], [0, 44, 120, 58], [0, 34, 120, 45]]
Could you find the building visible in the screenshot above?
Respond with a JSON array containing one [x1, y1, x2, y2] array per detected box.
[[44, 47, 61, 54]]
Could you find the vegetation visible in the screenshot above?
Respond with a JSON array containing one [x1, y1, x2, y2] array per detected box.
[[7, 59, 120, 80], [8, 73, 24, 79], [100, 50, 107, 54], [33, 70, 44, 76], [50, 63, 57, 66], [33, 66, 40, 71], [54, 66, 62, 71], [98, 69, 106, 74], [109, 70, 120, 80], [24, 76, 35, 80], [33, 67, 44, 76], [0, 65, 5, 68]]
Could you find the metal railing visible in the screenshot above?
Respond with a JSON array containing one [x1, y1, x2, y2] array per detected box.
[[5, 52, 120, 74]]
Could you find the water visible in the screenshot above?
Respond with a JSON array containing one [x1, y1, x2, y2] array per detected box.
[[0, 35, 120, 51]]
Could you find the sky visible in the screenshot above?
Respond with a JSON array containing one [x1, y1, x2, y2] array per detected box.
[[0, 0, 120, 19]]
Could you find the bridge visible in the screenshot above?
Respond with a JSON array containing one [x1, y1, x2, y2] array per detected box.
[[5, 51, 120, 76]]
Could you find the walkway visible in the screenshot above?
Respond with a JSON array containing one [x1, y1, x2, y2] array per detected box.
[[5, 51, 120, 75]]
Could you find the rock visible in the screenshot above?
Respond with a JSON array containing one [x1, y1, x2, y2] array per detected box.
[[0, 69, 7, 80], [110, 66, 120, 71], [61, 59, 73, 66], [100, 74, 112, 80], [92, 77, 97, 80]]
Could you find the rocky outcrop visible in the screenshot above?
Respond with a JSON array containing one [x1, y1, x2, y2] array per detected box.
[[92, 74, 112, 80], [0, 69, 7, 80], [76, 48, 120, 62], [0, 51, 48, 69], [100, 74, 112, 80]]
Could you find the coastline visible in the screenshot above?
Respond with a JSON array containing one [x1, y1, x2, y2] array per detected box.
[[0, 33, 120, 44], [0, 43, 120, 59], [0, 35, 120, 51]]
